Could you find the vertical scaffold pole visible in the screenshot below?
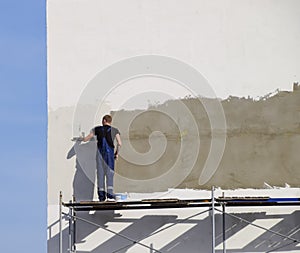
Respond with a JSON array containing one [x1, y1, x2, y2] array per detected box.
[[72, 195, 76, 252], [211, 186, 215, 253], [68, 201, 72, 252], [150, 243, 153, 253], [59, 191, 63, 253], [222, 192, 226, 253]]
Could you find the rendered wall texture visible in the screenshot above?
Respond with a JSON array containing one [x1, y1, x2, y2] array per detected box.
[[113, 89, 300, 192]]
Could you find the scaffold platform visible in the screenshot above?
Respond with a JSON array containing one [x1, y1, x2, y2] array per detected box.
[[63, 197, 300, 211], [59, 189, 300, 253]]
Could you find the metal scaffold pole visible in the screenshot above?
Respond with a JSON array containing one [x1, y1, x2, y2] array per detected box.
[[72, 195, 77, 253], [68, 201, 72, 252], [150, 243, 154, 253], [59, 191, 63, 253], [222, 192, 226, 253], [211, 186, 215, 253]]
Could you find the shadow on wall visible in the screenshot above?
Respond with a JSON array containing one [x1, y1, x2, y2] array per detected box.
[[47, 211, 117, 253], [48, 210, 300, 253], [66, 140, 98, 201]]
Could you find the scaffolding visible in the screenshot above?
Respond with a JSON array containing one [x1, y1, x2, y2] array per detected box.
[[59, 188, 300, 253]]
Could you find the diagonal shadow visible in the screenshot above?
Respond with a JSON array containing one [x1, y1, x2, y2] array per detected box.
[[83, 215, 178, 253], [159, 212, 258, 253], [229, 210, 300, 252]]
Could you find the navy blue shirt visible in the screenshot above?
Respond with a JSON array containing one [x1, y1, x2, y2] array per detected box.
[[93, 125, 120, 149]]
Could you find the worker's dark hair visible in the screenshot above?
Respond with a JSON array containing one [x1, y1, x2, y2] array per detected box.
[[102, 114, 112, 123]]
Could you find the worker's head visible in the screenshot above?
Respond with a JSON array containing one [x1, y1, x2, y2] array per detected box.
[[102, 114, 112, 125]]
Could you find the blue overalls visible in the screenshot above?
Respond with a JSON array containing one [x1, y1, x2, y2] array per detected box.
[[97, 126, 115, 201]]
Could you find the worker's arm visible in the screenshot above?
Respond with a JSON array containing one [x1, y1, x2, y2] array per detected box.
[[114, 133, 122, 159], [82, 132, 94, 142]]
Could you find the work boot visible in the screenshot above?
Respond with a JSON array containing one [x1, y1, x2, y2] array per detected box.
[[98, 190, 106, 202], [107, 192, 115, 201]]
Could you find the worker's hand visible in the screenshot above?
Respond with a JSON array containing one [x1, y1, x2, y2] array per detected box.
[[114, 153, 118, 160]]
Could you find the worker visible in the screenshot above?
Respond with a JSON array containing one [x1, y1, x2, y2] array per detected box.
[[82, 114, 122, 201]]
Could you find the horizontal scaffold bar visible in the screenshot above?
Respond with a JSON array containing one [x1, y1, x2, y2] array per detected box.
[[63, 197, 300, 211]]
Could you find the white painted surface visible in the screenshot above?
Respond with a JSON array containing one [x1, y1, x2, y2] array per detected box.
[[47, 0, 300, 111]]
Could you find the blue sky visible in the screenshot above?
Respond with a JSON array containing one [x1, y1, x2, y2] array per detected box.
[[0, 1, 46, 252]]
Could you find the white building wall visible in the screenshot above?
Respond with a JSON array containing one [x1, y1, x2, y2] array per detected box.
[[47, 1, 300, 252]]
